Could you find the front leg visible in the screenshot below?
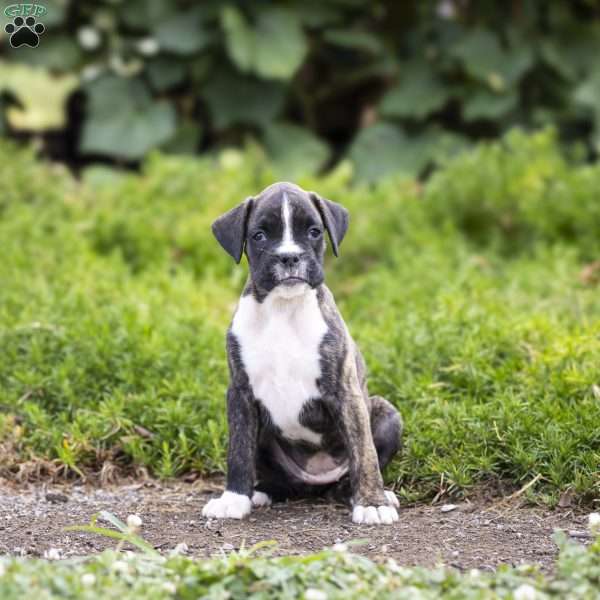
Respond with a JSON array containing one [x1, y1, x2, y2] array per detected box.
[[202, 385, 257, 519], [334, 362, 399, 525]]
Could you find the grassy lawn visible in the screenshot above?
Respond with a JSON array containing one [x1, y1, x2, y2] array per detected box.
[[0, 128, 599, 504]]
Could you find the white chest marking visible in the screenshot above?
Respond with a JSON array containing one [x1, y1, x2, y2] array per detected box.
[[231, 288, 327, 444], [276, 193, 302, 255]]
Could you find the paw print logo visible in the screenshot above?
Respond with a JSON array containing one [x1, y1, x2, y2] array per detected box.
[[5, 15, 45, 48]]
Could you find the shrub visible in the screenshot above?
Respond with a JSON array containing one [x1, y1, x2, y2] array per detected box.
[[3, 2, 600, 179]]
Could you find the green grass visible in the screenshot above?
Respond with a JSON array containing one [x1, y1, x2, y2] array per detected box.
[[1, 525, 600, 599], [0, 128, 599, 503]]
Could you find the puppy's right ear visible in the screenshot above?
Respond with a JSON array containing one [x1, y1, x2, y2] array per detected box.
[[211, 197, 254, 263]]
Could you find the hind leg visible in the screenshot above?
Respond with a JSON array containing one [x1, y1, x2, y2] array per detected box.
[[327, 395, 403, 507], [370, 395, 403, 507]]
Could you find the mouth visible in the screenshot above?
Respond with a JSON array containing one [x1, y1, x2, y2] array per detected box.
[[280, 276, 309, 286]]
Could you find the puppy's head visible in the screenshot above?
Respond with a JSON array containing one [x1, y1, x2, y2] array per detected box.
[[212, 182, 348, 298]]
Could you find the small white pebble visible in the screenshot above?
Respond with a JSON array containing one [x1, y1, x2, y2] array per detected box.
[[162, 582, 176, 594], [514, 584, 537, 600], [44, 548, 61, 561], [81, 573, 96, 587], [385, 558, 402, 573], [440, 504, 457, 513], [127, 514, 142, 531], [589, 512, 600, 536], [332, 543, 347, 552], [305, 589, 328, 600], [112, 560, 129, 574], [172, 542, 189, 556]]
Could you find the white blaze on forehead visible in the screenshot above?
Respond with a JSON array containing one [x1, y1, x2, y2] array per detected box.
[[276, 192, 302, 254]]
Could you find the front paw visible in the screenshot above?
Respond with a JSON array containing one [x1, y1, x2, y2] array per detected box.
[[352, 504, 399, 525], [202, 491, 252, 519], [384, 490, 399, 508]]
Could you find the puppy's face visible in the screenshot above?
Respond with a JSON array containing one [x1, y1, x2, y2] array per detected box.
[[212, 182, 349, 298], [245, 186, 326, 296]]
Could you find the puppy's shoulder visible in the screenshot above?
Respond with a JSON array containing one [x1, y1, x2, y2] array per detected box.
[[316, 284, 350, 339], [316, 284, 340, 321]]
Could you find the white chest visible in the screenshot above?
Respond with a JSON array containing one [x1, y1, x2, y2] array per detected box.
[[231, 288, 328, 445]]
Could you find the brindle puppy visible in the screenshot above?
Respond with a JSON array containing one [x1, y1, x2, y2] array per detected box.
[[203, 182, 402, 525]]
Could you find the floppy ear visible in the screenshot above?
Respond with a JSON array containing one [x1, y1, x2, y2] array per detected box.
[[310, 193, 349, 257], [211, 197, 254, 263]]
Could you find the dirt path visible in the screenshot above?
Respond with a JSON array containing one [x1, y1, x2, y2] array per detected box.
[[0, 479, 591, 572]]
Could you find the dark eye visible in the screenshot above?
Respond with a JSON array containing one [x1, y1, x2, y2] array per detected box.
[[252, 231, 266, 242], [308, 227, 321, 239]]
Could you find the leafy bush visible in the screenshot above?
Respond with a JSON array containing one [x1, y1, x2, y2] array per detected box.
[[3, 2, 600, 179], [0, 129, 599, 504], [1, 526, 600, 599]]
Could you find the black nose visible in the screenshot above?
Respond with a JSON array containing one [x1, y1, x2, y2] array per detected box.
[[279, 253, 301, 266]]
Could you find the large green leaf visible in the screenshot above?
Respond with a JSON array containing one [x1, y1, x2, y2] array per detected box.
[[323, 29, 384, 54], [40, 0, 69, 28], [120, 0, 177, 29], [347, 123, 425, 181], [153, 9, 214, 55], [380, 62, 451, 120], [160, 119, 202, 155], [0, 62, 78, 131], [263, 122, 329, 177], [6, 34, 82, 70], [146, 58, 186, 91], [221, 6, 308, 80], [452, 29, 533, 91], [347, 123, 468, 182], [539, 25, 600, 81], [462, 90, 518, 121], [573, 69, 600, 111], [419, 127, 470, 164], [201, 70, 285, 129], [292, 3, 342, 27], [80, 75, 176, 160]]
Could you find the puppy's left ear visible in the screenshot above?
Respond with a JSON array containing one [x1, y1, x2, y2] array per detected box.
[[310, 193, 349, 257], [211, 197, 254, 263]]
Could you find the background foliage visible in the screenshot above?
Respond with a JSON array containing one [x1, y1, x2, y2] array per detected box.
[[1, 129, 599, 504], [3, 1, 600, 179]]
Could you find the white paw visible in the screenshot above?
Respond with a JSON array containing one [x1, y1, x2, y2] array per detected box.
[[251, 490, 272, 507], [385, 490, 399, 508], [202, 491, 252, 520], [352, 504, 399, 525]]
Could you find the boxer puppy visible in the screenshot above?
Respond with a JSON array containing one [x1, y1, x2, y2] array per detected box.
[[203, 182, 402, 525]]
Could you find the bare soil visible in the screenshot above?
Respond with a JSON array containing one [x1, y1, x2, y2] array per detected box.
[[0, 479, 591, 573]]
